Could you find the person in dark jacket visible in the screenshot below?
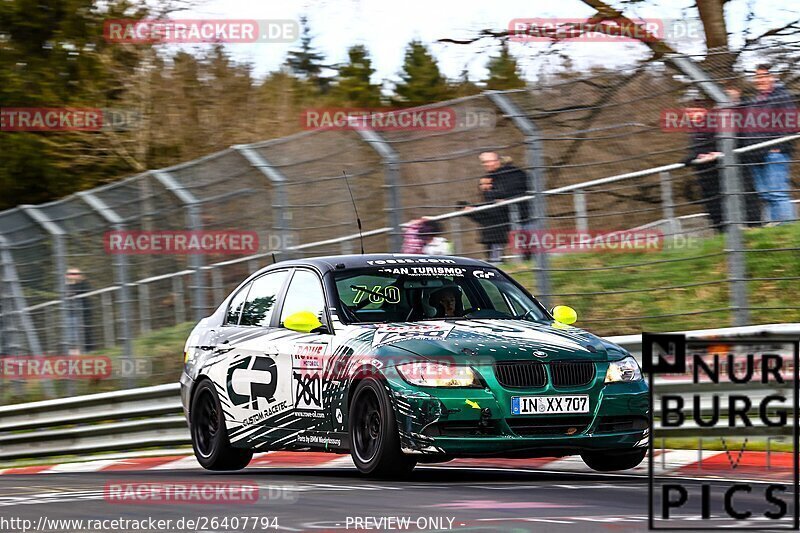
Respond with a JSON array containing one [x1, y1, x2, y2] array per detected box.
[[461, 176, 509, 263], [724, 81, 763, 226], [746, 64, 797, 223], [479, 153, 531, 225], [478, 152, 532, 259], [682, 102, 725, 231]]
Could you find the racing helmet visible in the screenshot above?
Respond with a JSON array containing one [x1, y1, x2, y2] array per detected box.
[[425, 284, 463, 318]]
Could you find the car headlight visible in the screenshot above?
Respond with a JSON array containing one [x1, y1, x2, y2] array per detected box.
[[396, 362, 480, 387], [605, 356, 642, 383]]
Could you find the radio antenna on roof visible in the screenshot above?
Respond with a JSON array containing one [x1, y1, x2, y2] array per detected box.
[[342, 170, 365, 255]]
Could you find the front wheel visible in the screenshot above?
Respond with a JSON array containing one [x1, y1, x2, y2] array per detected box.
[[349, 378, 416, 477], [581, 448, 647, 472], [190, 379, 252, 471]]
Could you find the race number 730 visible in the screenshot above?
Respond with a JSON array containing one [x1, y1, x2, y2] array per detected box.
[[351, 285, 401, 305]]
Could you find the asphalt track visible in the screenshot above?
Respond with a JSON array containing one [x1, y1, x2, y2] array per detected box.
[[0, 465, 796, 532]]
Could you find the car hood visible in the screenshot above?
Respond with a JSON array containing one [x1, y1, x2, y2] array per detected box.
[[352, 319, 628, 364]]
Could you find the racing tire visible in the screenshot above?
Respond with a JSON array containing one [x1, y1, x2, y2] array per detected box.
[[190, 379, 253, 471], [349, 378, 417, 477], [581, 448, 647, 472]]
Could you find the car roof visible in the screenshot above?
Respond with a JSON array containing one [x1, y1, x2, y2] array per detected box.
[[252, 253, 494, 277]]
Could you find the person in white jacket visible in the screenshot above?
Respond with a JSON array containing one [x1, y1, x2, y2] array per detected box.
[[419, 219, 453, 255]]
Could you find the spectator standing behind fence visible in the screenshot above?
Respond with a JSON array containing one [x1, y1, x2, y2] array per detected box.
[[478, 152, 532, 259], [747, 64, 797, 224], [401, 218, 427, 254], [460, 176, 509, 263], [420, 219, 453, 255], [724, 81, 763, 227], [683, 101, 725, 232], [402, 218, 453, 255], [65, 268, 94, 354]]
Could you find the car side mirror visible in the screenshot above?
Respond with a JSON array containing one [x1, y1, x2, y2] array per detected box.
[[550, 305, 577, 325], [283, 311, 326, 333]]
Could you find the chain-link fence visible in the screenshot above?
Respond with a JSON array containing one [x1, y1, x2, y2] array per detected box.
[[0, 50, 797, 401]]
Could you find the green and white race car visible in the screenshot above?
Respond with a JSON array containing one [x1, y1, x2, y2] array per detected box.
[[181, 254, 649, 476]]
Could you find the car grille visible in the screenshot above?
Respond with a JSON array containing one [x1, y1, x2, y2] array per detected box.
[[507, 416, 591, 436], [550, 361, 596, 387], [494, 361, 596, 388], [494, 362, 546, 388]]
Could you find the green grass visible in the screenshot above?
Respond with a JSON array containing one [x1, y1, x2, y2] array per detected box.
[[506, 222, 800, 336], [1, 322, 196, 405], [100, 320, 197, 385]]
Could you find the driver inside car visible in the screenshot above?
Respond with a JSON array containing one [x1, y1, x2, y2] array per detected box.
[[428, 285, 462, 318]]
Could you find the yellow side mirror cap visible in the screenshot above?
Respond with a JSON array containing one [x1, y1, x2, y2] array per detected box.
[[551, 305, 577, 325], [283, 311, 323, 333]]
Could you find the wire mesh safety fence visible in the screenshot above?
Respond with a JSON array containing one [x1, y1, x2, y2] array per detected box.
[[0, 50, 798, 401]]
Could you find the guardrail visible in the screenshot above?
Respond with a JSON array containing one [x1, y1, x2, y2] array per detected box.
[[0, 325, 796, 461], [0, 384, 186, 460]]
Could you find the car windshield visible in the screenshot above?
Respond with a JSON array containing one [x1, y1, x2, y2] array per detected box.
[[333, 264, 547, 324]]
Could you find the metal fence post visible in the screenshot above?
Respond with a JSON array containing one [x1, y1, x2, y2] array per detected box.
[[100, 291, 114, 348], [18, 206, 68, 396], [486, 92, 551, 305], [186, 202, 207, 319], [19, 206, 70, 356], [138, 283, 151, 334], [574, 191, 589, 233], [659, 171, 677, 233], [234, 145, 291, 257], [353, 128, 404, 253], [77, 191, 135, 379], [172, 275, 186, 324], [669, 54, 749, 326], [210, 267, 224, 309], [450, 217, 463, 255], [718, 119, 750, 325], [0, 236, 27, 396], [0, 235, 45, 362], [0, 246, 14, 358], [151, 170, 207, 321]]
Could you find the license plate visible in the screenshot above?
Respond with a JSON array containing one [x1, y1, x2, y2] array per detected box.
[[511, 395, 589, 415]]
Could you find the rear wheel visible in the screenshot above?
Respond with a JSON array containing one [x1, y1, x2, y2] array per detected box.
[[349, 378, 416, 477], [581, 448, 646, 472], [190, 379, 252, 471]]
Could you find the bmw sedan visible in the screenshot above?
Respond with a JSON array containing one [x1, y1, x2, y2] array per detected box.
[[180, 254, 649, 476]]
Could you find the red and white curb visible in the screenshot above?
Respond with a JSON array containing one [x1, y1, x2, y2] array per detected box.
[[0, 450, 792, 480]]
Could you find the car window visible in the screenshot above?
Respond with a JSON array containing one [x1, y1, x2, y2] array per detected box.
[[224, 282, 251, 325], [479, 278, 514, 315], [240, 271, 288, 327], [279, 270, 326, 326]]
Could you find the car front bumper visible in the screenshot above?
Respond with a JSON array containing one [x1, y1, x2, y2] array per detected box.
[[384, 364, 649, 458]]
